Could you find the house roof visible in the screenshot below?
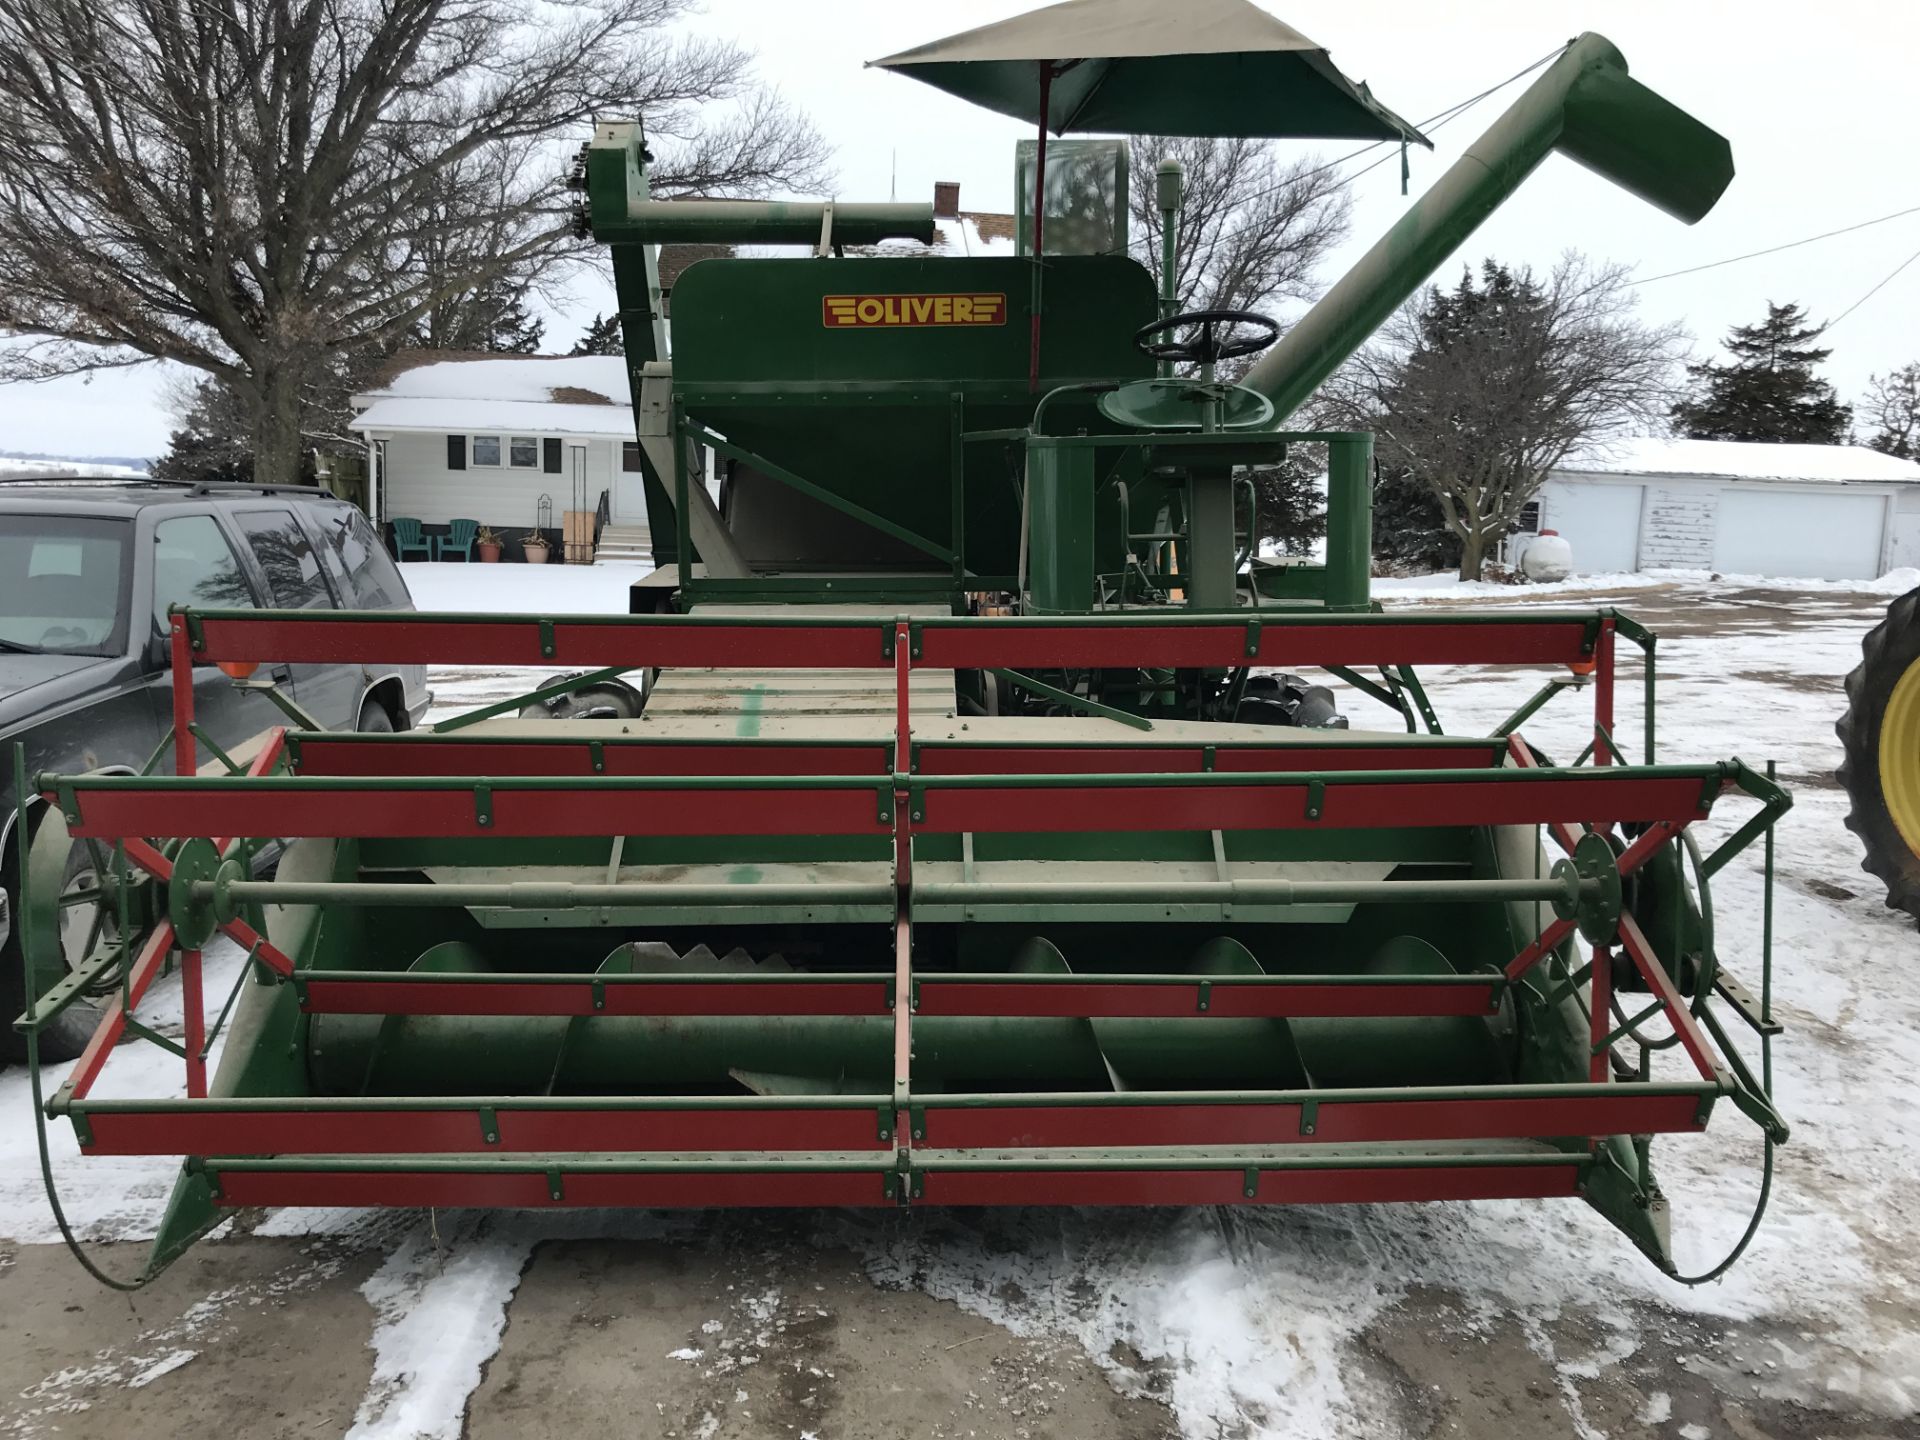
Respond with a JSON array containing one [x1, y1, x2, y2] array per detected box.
[[859, 212, 1019, 259], [350, 354, 635, 439], [1557, 436, 1920, 486]]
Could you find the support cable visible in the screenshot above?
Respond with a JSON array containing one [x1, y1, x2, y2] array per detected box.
[[27, 1022, 158, 1292], [1664, 759, 1780, 1286], [1203, 43, 1570, 251]]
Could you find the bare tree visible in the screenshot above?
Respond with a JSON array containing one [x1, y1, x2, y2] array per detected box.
[[1863, 363, 1920, 460], [1128, 137, 1351, 318], [1322, 254, 1684, 580], [0, 0, 830, 484]]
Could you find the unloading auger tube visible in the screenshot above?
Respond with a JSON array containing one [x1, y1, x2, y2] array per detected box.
[[1241, 33, 1735, 421], [11, 9, 1789, 1289]]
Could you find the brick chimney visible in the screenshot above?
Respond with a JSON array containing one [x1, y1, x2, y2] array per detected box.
[[933, 181, 960, 218]]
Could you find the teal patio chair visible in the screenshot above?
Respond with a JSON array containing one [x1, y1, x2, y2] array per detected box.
[[389, 516, 433, 561], [438, 517, 479, 561]]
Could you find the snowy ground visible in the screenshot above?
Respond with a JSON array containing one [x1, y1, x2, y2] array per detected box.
[[2, 569, 1917, 1439], [398, 558, 656, 616]]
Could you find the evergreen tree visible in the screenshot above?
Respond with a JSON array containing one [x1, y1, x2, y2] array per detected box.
[[570, 313, 625, 357], [151, 359, 376, 487], [1371, 464, 1459, 572], [1671, 302, 1851, 443], [1243, 449, 1328, 556], [151, 378, 255, 485], [1862, 362, 1920, 460], [410, 276, 545, 354]]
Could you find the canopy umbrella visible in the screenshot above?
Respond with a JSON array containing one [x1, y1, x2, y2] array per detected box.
[[871, 0, 1427, 143], [872, 0, 1430, 389]]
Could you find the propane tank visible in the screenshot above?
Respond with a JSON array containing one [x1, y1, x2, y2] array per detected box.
[[1520, 529, 1573, 583]]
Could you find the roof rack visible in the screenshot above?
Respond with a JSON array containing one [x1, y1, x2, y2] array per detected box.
[[0, 476, 328, 498]]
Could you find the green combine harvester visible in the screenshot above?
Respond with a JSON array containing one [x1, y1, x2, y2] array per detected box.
[[15, 2, 1796, 1282]]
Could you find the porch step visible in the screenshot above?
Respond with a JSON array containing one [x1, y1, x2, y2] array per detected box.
[[596, 523, 653, 565]]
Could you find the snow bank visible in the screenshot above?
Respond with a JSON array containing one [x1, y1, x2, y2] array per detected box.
[[1373, 566, 1920, 599], [1371, 569, 1667, 599], [0, 457, 147, 479], [399, 559, 653, 615]]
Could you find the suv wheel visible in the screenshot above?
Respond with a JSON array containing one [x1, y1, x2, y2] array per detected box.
[[356, 700, 395, 733], [2, 840, 113, 1064]]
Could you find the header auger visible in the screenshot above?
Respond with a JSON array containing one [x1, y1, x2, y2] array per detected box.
[[15, 5, 1789, 1284]]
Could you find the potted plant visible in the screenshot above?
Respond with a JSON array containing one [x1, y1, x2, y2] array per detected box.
[[520, 531, 551, 565], [475, 524, 505, 563]]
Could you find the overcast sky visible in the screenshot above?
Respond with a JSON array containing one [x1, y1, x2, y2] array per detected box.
[[4, 0, 1916, 461]]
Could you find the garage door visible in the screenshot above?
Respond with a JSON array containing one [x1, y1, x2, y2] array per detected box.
[[1543, 482, 1643, 574], [1712, 489, 1885, 581]]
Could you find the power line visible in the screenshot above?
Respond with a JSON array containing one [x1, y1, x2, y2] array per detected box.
[[1627, 203, 1920, 287], [1826, 241, 1920, 331], [1342, 42, 1569, 185], [1200, 42, 1569, 251]]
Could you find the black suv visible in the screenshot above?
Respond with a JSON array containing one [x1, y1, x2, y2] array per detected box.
[[1, 479, 430, 1060]]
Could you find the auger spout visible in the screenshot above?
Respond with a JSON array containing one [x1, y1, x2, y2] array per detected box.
[[1242, 33, 1734, 423]]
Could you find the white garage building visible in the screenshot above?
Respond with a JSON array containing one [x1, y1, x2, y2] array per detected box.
[[1516, 438, 1920, 582]]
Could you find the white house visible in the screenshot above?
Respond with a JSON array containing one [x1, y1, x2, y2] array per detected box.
[[1515, 437, 1920, 582], [350, 353, 652, 554]]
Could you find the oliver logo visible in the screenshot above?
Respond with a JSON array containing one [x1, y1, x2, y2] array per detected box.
[[822, 293, 1007, 328]]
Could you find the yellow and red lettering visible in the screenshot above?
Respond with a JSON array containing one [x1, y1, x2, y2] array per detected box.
[[820, 293, 1008, 328]]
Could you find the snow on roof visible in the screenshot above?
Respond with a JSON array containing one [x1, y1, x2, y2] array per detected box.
[[352, 396, 636, 438], [867, 213, 1019, 260], [350, 354, 633, 437], [1557, 436, 1920, 485]]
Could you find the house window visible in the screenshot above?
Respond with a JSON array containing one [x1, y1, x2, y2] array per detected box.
[[1516, 501, 1542, 533], [472, 435, 502, 467], [509, 436, 539, 468], [621, 442, 645, 473]]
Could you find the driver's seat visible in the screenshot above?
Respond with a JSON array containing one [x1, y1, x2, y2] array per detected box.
[[1097, 377, 1275, 432], [1097, 308, 1280, 432]]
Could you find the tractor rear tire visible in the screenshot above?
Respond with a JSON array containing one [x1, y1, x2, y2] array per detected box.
[[1838, 585, 1920, 927]]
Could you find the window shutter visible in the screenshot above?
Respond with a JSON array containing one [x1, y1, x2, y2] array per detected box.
[[543, 438, 563, 474], [447, 435, 467, 471]]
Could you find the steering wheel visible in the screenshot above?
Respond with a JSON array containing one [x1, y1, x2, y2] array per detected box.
[[1133, 309, 1279, 366]]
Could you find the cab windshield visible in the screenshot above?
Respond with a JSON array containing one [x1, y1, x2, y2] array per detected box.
[[0, 515, 131, 656]]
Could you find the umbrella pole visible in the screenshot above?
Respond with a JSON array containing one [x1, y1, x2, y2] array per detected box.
[[1028, 60, 1051, 393]]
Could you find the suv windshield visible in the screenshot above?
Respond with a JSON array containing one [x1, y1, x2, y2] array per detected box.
[[0, 515, 131, 656]]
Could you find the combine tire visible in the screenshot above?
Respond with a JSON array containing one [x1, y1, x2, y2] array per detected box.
[[1838, 585, 1920, 926]]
